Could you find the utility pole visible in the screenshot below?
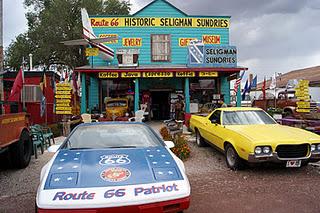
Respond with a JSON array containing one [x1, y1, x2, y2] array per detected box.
[[0, 0, 4, 114]]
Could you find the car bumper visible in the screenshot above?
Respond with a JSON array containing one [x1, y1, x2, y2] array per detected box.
[[247, 152, 320, 163], [37, 196, 190, 213]]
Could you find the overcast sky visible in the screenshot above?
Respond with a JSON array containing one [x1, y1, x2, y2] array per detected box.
[[3, 0, 320, 82]]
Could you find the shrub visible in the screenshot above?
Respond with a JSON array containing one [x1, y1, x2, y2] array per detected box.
[[171, 135, 191, 161], [159, 126, 173, 141], [48, 123, 62, 138], [159, 126, 190, 161]]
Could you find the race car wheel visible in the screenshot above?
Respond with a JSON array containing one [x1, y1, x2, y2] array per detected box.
[[225, 144, 244, 170], [10, 130, 32, 169], [35, 201, 38, 213], [196, 130, 206, 147]]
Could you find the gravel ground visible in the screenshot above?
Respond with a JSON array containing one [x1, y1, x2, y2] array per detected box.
[[0, 123, 320, 213], [184, 135, 320, 213]]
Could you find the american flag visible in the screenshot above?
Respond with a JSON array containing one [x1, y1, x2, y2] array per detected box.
[[233, 71, 245, 94]]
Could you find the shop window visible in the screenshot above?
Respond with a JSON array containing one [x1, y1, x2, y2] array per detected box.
[[189, 78, 218, 113], [101, 79, 135, 113], [151, 34, 171, 62], [22, 85, 42, 102]]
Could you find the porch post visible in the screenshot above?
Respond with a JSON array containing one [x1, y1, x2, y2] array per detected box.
[[81, 73, 87, 114], [236, 73, 241, 107], [134, 78, 139, 112], [184, 78, 190, 113]]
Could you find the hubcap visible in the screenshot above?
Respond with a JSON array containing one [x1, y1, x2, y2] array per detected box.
[[227, 148, 236, 166]]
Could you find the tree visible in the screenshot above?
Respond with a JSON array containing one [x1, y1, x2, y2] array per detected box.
[[4, 33, 33, 70], [5, 0, 131, 70]]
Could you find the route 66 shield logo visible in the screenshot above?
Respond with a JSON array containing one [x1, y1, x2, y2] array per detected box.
[[99, 154, 131, 166]]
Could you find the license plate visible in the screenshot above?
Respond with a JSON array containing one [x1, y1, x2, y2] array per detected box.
[[286, 160, 301, 168]]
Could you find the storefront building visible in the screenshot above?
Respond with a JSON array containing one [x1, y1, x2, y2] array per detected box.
[[76, 0, 247, 120]]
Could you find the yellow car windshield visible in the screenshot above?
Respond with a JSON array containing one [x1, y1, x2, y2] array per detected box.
[[106, 101, 127, 107], [222, 110, 277, 125]]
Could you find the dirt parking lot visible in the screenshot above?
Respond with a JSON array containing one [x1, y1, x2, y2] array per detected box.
[[0, 134, 320, 213], [184, 138, 320, 213]]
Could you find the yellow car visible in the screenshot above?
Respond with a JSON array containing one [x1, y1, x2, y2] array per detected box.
[[105, 98, 129, 118], [190, 107, 320, 170]]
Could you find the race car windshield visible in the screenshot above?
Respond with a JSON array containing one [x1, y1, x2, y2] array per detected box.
[[65, 124, 162, 149], [222, 110, 277, 125]]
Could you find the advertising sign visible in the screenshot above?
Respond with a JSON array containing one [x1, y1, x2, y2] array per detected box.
[[188, 44, 237, 68], [98, 34, 119, 44], [122, 38, 142, 47], [85, 48, 99, 56], [121, 72, 141, 78], [143, 72, 173, 78], [55, 83, 72, 115], [90, 17, 229, 28], [202, 35, 221, 44], [199, 72, 218, 77], [179, 38, 197, 47], [98, 72, 119, 78], [175, 72, 195, 77], [295, 80, 310, 113]]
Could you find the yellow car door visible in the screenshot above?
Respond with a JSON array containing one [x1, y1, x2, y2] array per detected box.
[[201, 110, 224, 150]]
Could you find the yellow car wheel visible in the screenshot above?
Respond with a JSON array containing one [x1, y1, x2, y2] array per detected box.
[[225, 144, 245, 170], [196, 130, 206, 147]]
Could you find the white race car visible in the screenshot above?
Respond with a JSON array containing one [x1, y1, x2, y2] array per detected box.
[[36, 122, 190, 213]]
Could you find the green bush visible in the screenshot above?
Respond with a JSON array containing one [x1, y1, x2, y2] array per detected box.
[[267, 107, 283, 117], [48, 123, 62, 138], [159, 126, 190, 161]]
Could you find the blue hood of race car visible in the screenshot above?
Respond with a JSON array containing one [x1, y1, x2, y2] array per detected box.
[[44, 147, 183, 190]]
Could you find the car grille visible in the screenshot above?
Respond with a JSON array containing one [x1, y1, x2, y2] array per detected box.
[[276, 144, 309, 158]]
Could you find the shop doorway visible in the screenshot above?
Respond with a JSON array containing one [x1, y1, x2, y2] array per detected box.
[[151, 91, 170, 120]]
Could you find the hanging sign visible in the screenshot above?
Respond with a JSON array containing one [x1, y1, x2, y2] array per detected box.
[[121, 72, 141, 78], [98, 34, 119, 44], [98, 72, 119, 78], [55, 83, 72, 115], [85, 48, 99, 56], [199, 72, 218, 77], [142, 72, 173, 78]]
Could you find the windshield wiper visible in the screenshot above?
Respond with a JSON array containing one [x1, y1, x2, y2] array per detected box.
[[107, 146, 137, 149], [69, 147, 93, 150]]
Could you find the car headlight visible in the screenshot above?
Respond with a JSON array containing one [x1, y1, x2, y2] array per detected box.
[[263, 146, 271, 154], [255, 147, 262, 154], [317, 144, 320, 151], [311, 144, 316, 152]]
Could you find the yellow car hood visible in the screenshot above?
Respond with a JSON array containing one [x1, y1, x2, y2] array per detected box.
[[226, 124, 320, 144]]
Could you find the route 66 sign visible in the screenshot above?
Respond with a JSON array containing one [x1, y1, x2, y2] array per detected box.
[[99, 154, 131, 166]]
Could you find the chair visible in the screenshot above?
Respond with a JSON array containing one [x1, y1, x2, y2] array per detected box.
[[128, 110, 145, 122], [34, 124, 55, 146], [30, 126, 45, 159], [81, 113, 92, 123]]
